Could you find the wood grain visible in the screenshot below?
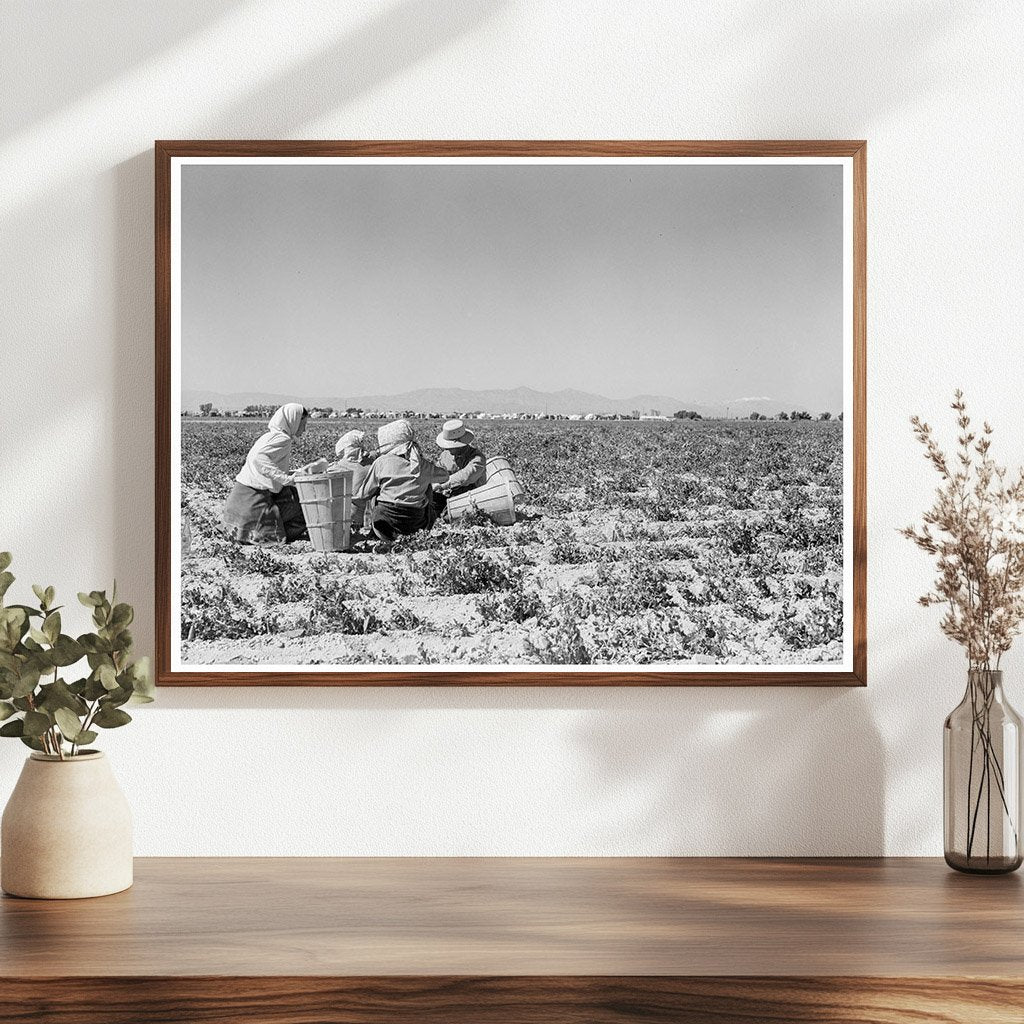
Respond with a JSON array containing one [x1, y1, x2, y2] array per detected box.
[[0, 976, 1021, 1024], [4, 860, 1019, 1024], [1, 858, 1021, 1023], [155, 140, 868, 687], [3, 857, 1020, 976]]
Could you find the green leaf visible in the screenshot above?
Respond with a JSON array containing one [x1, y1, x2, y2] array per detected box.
[[44, 586, 55, 608], [128, 657, 155, 701], [22, 711, 50, 738], [98, 664, 118, 690], [0, 651, 20, 674], [0, 719, 24, 737], [74, 730, 97, 746], [0, 553, 11, 573], [8, 604, 42, 619], [93, 705, 131, 729], [83, 675, 108, 701], [11, 666, 41, 699], [42, 611, 60, 644], [28, 627, 49, 646], [110, 603, 134, 629], [0, 572, 14, 602], [32, 584, 48, 608], [80, 635, 112, 655], [19, 734, 45, 752], [0, 607, 27, 651], [78, 592, 100, 608], [50, 635, 85, 667], [36, 678, 88, 717], [53, 707, 84, 742], [104, 685, 132, 708], [0, 701, 16, 721]]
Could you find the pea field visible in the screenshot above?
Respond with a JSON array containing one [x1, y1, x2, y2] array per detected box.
[[179, 418, 845, 668]]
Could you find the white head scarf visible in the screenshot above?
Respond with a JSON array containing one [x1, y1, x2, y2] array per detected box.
[[335, 429, 368, 460], [376, 419, 421, 472], [269, 403, 307, 437]]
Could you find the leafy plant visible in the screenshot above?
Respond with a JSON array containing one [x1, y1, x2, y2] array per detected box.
[[0, 553, 153, 759], [181, 579, 278, 640], [477, 580, 547, 623], [420, 549, 522, 595]]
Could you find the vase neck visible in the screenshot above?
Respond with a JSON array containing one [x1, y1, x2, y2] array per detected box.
[[968, 669, 1005, 701]]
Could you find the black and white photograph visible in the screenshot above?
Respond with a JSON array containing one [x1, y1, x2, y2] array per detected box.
[[166, 149, 858, 679]]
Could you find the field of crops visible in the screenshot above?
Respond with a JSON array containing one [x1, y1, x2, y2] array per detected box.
[[179, 417, 844, 667]]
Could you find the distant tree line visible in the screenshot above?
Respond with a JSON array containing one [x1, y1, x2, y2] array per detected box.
[[185, 404, 844, 423], [748, 410, 838, 421]]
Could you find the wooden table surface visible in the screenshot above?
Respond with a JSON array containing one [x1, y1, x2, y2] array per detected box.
[[2, 857, 1023, 1023]]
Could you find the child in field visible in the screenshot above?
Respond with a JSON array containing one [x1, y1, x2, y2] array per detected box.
[[355, 419, 438, 542], [328, 430, 375, 531], [220, 403, 310, 543]]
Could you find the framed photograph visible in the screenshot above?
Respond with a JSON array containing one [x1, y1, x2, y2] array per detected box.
[[156, 141, 865, 686]]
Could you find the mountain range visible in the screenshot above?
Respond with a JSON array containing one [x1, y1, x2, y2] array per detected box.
[[182, 386, 716, 418], [181, 386, 830, 419]]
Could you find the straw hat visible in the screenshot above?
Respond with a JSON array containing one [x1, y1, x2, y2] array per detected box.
[[436, 419, 475, 449]]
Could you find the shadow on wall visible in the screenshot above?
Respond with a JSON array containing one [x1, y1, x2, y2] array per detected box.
[[6, 0, 980, 853], [148, 681, 886, 855], [572, 687, 884, 855], [202, 0, 508, 137], [729, 1, 972, 134], [0, 1, 242, 139], [110, 0, 508, 658]]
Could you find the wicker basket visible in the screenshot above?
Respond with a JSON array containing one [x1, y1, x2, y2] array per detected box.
[[294, 469, 353, 552], [484, 457, 526, 504]]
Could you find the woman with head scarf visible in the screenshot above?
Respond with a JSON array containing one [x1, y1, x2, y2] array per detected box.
[[355, 419, 438, 541], [220, 403, 310, 543], [327, 429, 375, 531]]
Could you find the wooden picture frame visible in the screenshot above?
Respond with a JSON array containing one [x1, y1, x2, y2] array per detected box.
[[156, 140, 866, 686]]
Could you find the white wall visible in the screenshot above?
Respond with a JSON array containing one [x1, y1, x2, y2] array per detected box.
[[1, 0, 1022, 855]]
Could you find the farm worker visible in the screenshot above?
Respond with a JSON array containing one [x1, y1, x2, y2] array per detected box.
[[220, 403, 309, 543], [432, 419, 486, 512], [355, 419, 438, 542], [328, 429, 374, 530]]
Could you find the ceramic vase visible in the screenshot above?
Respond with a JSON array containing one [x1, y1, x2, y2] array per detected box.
[[1, 751, 133, 898]]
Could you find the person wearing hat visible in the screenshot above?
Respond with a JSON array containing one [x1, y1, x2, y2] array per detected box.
[[433, 419, 486, 512], [327, 429, 375, 531], [355, 419, 438, 542]]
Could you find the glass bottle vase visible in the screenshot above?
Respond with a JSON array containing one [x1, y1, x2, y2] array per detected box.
[[944, 669, 1022, 873]]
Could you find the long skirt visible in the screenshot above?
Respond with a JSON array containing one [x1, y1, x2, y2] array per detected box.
[[369, 499, 436, 541], [220, 482, 308, 543]]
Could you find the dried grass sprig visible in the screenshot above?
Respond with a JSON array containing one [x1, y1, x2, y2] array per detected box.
[[902, 390, 1024, 670]]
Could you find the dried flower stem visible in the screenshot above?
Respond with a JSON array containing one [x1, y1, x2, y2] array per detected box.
[[904, 391, 1024, 864]]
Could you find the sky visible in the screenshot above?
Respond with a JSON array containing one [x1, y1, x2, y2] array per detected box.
[[180, 160, 844, 408]]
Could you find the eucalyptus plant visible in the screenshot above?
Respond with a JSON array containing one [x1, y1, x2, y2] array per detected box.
[[0, 553, 153, 759]]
